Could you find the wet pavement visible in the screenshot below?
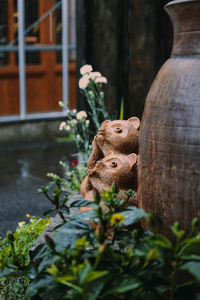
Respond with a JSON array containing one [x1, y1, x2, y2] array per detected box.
[[0, 141, 76, 237]]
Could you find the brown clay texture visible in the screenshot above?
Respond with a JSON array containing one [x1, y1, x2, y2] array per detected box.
[[138, 0, 200, 236], [81, 117, 140, 202], [81, 152, 138, 202], [87, 117, 140, 170]]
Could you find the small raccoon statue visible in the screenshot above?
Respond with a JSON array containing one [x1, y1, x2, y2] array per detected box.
[[81, 152, 138, 203], [88, 117, 140, 170]]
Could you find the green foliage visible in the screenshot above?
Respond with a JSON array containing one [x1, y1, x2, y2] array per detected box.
[[0, 216, 49, 299], [17, 186, 200, 300], [38, 172, 71, 223], [38, 161, 88, 222], [59, 160, 87, 195], [120, 97, 124, 120]]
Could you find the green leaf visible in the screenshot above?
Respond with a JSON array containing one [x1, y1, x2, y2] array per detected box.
[[30, 244, 50, 262], [70, 198, 96, 208], [57, 276, 83, 292], [177, 230, 185, 241], [54, 218, 91, 252], [0, 266, 18, 278], [78, 209, 97, 221], [181, 262, 200, 281], [170, 222, 180, 236], [119, 97, 124, 120], [38, 252, 57, 273], [103, 275, 141, 295], [26, 275, 56, 297], [84, 270, 109, 284], [53, 188, 62, 198], [149, 234, 172, 249], [178, 235, 200, 256], [79, 262, 91, 284], [121, 207, 147, 226], [84, 277, 106, 300], [181, 254, 200, 261]]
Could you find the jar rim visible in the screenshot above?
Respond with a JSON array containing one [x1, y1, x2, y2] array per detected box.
[[165, 0, 200, 9]]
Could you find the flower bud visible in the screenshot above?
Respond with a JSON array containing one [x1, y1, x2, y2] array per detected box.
[[58, 101, 64, 108]]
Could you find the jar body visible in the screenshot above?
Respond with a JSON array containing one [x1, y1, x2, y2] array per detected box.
[[138, 55, 200, 234]]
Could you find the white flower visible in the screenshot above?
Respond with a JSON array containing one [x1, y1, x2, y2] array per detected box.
[[65, 109, 70, 114], [88, 72, 101, 79], [72, 109, 77, 114], [71, 119, 77, 125], [65, 125, 71, 131], [76, 134, 81, 140], [95, 76, 108, 84], [79, 75, 90, 89], [59, 121, 67, 131], [86, 119, 90, 126], [76, 111, 87, 120], [80, 64, 93, 75], [18, 221, 25, 227]]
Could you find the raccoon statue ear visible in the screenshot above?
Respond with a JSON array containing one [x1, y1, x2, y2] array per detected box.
[[128, 117, 140, 129], [101, 120, 111, 127], [128, 153, 137, 170]]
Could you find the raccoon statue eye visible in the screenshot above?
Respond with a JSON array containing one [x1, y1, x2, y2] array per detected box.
[[114, 127, 122, 133], [110, 161, 117, 168]]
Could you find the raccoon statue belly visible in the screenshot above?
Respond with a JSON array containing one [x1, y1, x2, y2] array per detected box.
[[87, 117, 140, 170]]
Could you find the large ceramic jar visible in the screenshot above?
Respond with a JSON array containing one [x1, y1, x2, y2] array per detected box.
[[138, 0, 200, 236]]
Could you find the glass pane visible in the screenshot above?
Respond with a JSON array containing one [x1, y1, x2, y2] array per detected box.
[[25, 0, 40, 65], [14, 0, 40, 65], [0, 0, 9, 66], [55, 4, 61, 64]]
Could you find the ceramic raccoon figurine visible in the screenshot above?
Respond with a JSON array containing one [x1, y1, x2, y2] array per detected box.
[[81, 152, 138, 202], [87, 117, 140, 170]]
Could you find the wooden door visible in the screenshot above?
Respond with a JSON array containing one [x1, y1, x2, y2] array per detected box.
[[0, 0, 76, 117]]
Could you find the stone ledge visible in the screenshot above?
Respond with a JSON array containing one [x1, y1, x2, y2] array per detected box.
[[0, 119, 67, 147]]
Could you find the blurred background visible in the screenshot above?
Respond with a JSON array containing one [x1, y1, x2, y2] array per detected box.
[[0, 0, 173, 235]]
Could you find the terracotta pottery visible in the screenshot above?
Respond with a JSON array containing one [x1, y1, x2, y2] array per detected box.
[[138, 0, 200, 236]]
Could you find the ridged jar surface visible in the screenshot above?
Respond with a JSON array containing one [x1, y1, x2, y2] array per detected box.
[[138, 57, 200, 235]]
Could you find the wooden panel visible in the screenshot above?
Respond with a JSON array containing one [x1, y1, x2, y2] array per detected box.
[[26, 62, 76, 113], [0, 75, 19, 115]]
